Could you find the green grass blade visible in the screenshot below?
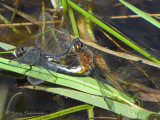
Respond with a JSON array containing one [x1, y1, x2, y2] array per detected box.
[[0, 57, 134, 104], [0, 57, 160, 119], [25, 87, 160, 119], [23, 104, 93, 120], [62, 0, 67, 17], [67, 0, 160, 64], [119, 0, 160, 29], [0, 42, 16, 51], [87, 106, 94, 120], [68, 6, 79, 38]]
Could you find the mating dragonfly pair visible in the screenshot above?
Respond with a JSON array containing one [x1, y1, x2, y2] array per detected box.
[[12, 12, 116, 110], [13, 12, 93, 85]]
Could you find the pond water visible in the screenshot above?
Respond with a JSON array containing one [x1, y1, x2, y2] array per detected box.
[[0, 0, 160, 119]]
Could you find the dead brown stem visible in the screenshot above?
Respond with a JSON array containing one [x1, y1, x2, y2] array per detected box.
[[110, 13, 160, 19], [0, 20, 61, 27]]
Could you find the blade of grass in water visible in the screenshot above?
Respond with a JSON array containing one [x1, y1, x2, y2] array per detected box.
[[23, 87, 160, 119], [0, 57, 134, 104], [0, 57, 160, 119], [21, 104, 93, 120], [0, 42, 15, 51], [119, 0, 160, 29], [68, 6, 79, 38], [62, 0, 67, 17]]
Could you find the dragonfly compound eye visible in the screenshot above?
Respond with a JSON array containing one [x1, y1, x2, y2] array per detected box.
[[73, 41, 84, 53]]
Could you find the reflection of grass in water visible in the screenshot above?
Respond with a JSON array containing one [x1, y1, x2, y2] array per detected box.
[[0, 84, 9, 119], [5, 92, 23, 116]]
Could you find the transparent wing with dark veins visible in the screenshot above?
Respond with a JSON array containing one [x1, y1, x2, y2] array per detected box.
[[35, 12, 72, 56], [35, 12, 56, 52], [27, 77, 44, 85], [14, 47, 40, 66], [27, 53, 58, 85], [55, 28, 71, 54], [11, 12, 69, 85]]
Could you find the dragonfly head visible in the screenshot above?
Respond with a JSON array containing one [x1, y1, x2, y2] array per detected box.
[[72, 38, 84, 53], [14, 46, 25, 57]]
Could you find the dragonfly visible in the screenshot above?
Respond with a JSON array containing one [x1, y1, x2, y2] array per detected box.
[[48, 38, 94, 75], [13, 11, 94, 85], [12, 12, 79, 85], [12, 13, 116, 111], [13, 10, 114, 111]]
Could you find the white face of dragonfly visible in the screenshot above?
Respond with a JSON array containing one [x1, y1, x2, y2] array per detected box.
[[13, 46, 34, 58], [13, 47, 25, 57]]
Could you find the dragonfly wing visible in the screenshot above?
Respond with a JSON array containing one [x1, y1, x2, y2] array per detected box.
[[10, 47, 40, 68], [38, 55, 58, 83], [26, 54, 58, 85], [55, 28, 71, 54], [43, 28, 72, 56], [35, 12, 56, 51], [36, 12, 72, 57], [94, 72, 115, 111], [99, 79, 115, 110], [27, 76, 45, 85]]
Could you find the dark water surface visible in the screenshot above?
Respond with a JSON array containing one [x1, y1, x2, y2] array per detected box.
[[0, 0, 160, 119]]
